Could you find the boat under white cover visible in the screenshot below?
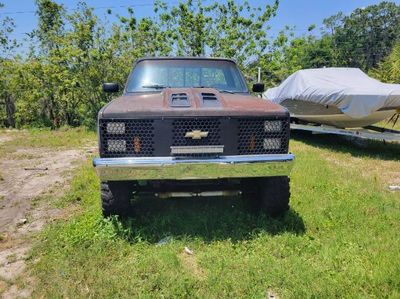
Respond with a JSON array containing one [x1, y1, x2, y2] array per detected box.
[[263, 68, 400, 128]]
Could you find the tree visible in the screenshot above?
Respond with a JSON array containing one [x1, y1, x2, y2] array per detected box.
[[370, 41, 400, 83], [258, 30, 337, 87], [0, 2, 18, 127], [35, 0, 65, 53], [0, 2, 18, 55], [163, 0, 210, 56], [259, 1, 400, 87], [208, 0, 279, 68], [327, 1, 400, 71], [155, 0, 279, 68]]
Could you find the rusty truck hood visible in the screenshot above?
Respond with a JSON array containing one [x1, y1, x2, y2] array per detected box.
[[100, 88, 287, 118]]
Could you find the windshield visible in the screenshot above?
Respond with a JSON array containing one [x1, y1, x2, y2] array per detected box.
[[126, 59, 248, 93]]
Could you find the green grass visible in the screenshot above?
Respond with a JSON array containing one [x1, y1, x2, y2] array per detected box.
[[0, 127, 96, 155], [28, 132, 400, 298]]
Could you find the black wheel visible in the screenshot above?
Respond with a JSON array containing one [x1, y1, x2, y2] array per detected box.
[[241, 178, 260, 212], [258, 176, 290, 216], [241, 177, 290, 217], [101, 181, 133, 217]]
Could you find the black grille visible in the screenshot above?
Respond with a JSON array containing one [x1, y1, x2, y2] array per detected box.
[[99, 117, 289, 158], [172, 119, 221, 146], [238, 118, 289, 154], [100, 119, 154, 157]]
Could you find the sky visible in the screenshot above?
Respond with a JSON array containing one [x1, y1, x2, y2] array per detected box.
[[1, 0, 399, 54]]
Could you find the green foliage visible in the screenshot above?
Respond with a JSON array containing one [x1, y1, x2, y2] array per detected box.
[[35, 0, 65, 54], [328, 1, 400, 71], [0, 2, 17, 53], [155, 0, 279, 67], [206, 0, 279, 67], [370, 41, 400, 83], [0, 2, 18, 127], [1, 0, 279, 129], [259, 33, 337, 86], [259, 1, 400, 87]]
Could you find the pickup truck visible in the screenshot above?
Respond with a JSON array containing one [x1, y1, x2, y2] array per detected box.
[[93, 57, 294, 217]]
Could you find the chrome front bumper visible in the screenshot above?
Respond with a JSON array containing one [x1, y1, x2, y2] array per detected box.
[[93, 154, 294, 181]]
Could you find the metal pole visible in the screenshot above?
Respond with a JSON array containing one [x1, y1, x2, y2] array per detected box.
[[257, 67, 261, 83]]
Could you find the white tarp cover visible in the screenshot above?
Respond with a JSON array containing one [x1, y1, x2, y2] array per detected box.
[[263, 68, 400, 118]]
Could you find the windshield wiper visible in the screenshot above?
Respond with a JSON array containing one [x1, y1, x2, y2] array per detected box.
[[192, 86, 235, 94], [218, 89, 235, 94], [142, 84, 169, 89]]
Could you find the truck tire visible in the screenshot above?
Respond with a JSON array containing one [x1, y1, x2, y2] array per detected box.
[[101, 182, 132, 217], [258, 176, 290, 217]]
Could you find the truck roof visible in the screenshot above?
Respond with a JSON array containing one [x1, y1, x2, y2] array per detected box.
[[135, 57, 238, 64]]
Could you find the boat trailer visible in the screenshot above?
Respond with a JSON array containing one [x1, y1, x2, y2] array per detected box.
[[290, 123, 400, 142]]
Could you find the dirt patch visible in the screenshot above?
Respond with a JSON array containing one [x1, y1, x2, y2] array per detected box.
[[178, 250, 207, 281], [266, 289, 280, 299], [0, 146, 92, 298], [0, 148, 85, 233], [0, 137, 12, 145]]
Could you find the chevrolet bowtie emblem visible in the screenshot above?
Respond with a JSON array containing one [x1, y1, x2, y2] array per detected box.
[[185, 130, 209, 140]]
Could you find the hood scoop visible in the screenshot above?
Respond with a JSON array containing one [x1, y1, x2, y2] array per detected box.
[[170, 93, 191, 107], [200, 92, 221, 108]]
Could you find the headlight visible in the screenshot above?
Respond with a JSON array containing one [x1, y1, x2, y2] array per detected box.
[[263, 138, 281, 150], [107, 122, 125, 134], [107, 140, 126, 152], [264, 120, 282, 132]]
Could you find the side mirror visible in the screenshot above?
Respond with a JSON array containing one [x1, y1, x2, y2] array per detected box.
[[252, 83, 265, 93], [103, 83, 119, 93]]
